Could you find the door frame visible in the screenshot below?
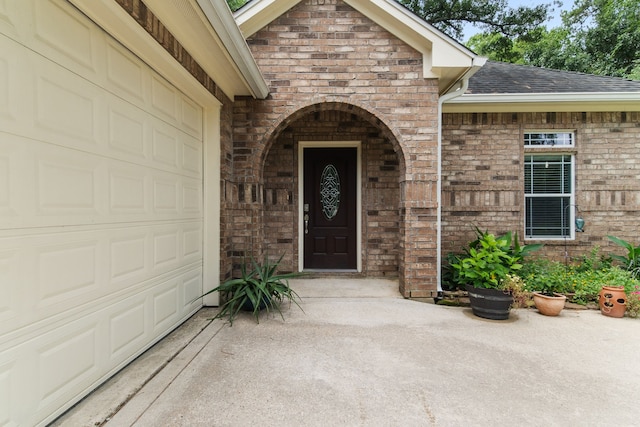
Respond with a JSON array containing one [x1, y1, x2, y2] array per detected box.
[[298, 141, 362, 273]]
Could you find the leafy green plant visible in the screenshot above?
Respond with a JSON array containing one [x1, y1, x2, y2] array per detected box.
[[451, 228, 542, 289], [607, 235, 640, 279], [201, 254, 302, 325], [520, 258, 572, 296]]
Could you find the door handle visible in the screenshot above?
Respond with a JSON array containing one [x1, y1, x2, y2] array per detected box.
[[303, 214, 309, 234]]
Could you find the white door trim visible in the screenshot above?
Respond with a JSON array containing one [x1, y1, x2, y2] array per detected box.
[[298, 141, 362, 273]]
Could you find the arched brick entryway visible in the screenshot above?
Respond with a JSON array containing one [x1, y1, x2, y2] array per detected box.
[[261, 102, 404, 280]]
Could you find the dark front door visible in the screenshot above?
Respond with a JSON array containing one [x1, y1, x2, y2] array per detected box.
[[303, 147, 357, 270]]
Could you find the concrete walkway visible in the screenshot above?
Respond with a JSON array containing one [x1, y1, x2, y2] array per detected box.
[[52, 279, 640, 426]]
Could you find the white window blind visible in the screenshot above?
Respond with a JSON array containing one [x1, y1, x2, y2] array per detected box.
[[524, 153, 574, 238]]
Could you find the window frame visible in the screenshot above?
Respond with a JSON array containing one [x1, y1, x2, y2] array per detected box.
[[523, 131, 577, 241]]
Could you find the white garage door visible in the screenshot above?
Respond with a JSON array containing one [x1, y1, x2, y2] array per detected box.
[[0, 1, 205, 425]]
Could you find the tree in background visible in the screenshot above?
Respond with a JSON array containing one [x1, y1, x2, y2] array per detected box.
[[469, 0, 640, 79], [396, 0, 553, 41], [227, 0, 247, 11]]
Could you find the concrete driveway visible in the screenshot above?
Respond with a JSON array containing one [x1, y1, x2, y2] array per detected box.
[[52, 279, 640, 426]]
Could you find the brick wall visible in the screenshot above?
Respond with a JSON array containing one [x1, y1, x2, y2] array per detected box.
[[442, 111, 640, 263], [230, 0, 441, 296]]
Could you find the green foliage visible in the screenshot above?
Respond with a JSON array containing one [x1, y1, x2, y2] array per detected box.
[[451, 228, 542, 289], [520, 258, 572, 295], [626, 287, 640, 318], [470, 0, 640, 79], [607, 235, 640, 278], [201, 254, 302, 325], [520, 247, 640, 306], [397, 0, 553, 41], [226, 0, 248, 12]]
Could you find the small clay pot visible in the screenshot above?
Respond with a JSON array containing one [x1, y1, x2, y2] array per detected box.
[[532, 292, 566, 316]]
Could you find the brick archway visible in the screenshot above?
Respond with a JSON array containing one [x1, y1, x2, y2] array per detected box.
[[260, 102, 405, 278], [257, 100, 406, 179]]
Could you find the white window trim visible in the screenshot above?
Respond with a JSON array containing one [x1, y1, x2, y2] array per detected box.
[[524, 131, 577, 241]]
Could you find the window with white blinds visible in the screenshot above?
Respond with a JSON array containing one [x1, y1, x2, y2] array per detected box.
[[524, 133, 575, 238]]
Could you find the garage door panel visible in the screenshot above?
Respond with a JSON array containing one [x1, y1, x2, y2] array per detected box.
[[1, 265, 202, 426], [109, 301, 146, 360], [0, 0, 18, 41], [107, 106, 147, 159], [0, 153, 10, 215], [34, 62, 100, 147], [37, 153, 102, 214], [0, 134, 203, 229], [1, 2, 203, 142], [152, 126, 180, 169], [1, 36, 201, 181], [0, 250, 18, 324], [180, 95, 204, 138], [36, 240, 100, 305], [1, 1, 207, 424], [0, 361, 11, 426], [109, 167, 148, 214], [0, 221, 202, 337], [33, 0, 97, 74], [37, 325, 98, 403], [0, 53, 9, 118], [105, 38, 146, 103], [110, 233, 148, 283]]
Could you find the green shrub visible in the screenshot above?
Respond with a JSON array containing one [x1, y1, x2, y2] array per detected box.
[[451, 228, 542, 289]]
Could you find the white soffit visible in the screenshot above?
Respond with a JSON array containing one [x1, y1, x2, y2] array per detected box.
[[443, 92, 640, 113]]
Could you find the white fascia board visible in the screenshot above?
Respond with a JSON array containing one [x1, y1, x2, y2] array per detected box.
[[196, 0, 270, 99], [444, 92, 640, 113], [236, 0, 302, 38]]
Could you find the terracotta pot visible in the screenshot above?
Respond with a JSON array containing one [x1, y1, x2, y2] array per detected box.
[[532, 292, 566, 316], [598, 286, 627, 318], [465, 284, 513, 320]]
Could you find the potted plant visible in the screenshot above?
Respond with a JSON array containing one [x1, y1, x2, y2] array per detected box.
[[201, 254, 302, 325], [532, 292, 567, 316], [521, 259, 568, 316], [451, 228, 541, 320]]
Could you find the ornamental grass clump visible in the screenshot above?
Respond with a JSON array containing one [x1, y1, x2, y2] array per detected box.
[[200, 254, 302, 325]]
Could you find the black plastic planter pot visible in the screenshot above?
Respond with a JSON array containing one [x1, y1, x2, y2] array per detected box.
[[240, 295, 270, 312], [465, 284, 513, 320]]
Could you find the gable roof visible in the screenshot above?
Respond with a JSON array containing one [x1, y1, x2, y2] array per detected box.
[[234, 0, 485, 94], [445, 61, 640, 113]]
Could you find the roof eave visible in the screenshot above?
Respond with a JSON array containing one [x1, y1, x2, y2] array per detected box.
[[139, 0, 269, 100], [444, 92, 640, 113], [196, 0, 270, 99]]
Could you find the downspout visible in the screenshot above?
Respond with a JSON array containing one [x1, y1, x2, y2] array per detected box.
[[436, 78, 470, 295]]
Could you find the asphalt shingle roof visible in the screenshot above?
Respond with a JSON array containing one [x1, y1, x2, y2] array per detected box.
[[468, 61, 640, 94]]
